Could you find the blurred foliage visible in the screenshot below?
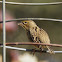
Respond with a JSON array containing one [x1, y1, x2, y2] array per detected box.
[[0, 0, 62, 62]]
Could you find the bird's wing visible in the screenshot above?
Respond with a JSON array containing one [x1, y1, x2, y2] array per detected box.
[[29, 27, 39, 43], [38, 28, 50, 44]]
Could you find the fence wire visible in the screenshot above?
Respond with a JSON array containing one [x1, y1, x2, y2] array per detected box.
[[0, 1, 62, 6], [1, 46, 62, 53], [1, 1, 62, 62], [0, 18, 62, 23], [2, 0, 6, 62]]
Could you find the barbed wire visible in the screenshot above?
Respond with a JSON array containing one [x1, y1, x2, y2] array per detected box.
[[0, 1, 62, 6], [0, 18, 62, 23]]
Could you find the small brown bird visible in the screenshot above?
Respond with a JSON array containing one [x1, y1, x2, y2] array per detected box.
[[18, 20, 54, 54]]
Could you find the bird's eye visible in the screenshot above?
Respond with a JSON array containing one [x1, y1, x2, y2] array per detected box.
[[22, 22, 27, 24], [24, 22, 27, 23]]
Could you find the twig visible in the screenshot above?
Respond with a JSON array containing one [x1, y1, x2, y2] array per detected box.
[[0, 42, 62, 47]]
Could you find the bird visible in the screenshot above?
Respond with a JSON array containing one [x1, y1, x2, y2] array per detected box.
[[18, 20, 55, 54]]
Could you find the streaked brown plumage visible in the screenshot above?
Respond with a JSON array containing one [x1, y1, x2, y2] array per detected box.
[[18, 20, 54, 54]]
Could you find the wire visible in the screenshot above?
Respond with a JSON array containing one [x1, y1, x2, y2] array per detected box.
[[2, 0, 6, 62], [0, 0, 62, 55], [0, 45, 62, 53], [0, 1, 62, 6], [0, 18, 62, 23]]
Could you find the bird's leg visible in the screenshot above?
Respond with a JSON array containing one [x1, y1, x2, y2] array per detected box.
[[39, 46, 42, 55], [31, 48, 36, 55], [39, 45, 45, 55]]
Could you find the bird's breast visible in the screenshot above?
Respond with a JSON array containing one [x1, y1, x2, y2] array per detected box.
[[27, 31, 34, 42]]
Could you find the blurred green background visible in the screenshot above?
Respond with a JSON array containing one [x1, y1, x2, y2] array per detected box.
[[0, 0, 62, 62]]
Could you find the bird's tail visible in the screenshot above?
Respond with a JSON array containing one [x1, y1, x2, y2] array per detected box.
[[46, 46, 55, 54]]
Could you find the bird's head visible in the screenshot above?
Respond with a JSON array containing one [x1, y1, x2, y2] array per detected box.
[[18, 20, 37, 30]]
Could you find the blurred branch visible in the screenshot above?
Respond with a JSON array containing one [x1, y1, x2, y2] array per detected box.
[[0, 18, 62, 23], [0, 1, 62, 6], [0, 42, 62, 47]]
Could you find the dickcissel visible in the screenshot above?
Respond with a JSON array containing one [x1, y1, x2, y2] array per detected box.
[[18, 20, 54, 54]]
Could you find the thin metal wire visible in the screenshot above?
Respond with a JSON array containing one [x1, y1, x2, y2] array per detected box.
[[0, 1, 62, 6], [2, 0, 6, 62], [1, 0, 62, 56], [1, 46, 62, 53], [0, 18, 62, 23], [11, 18, 62, 22]]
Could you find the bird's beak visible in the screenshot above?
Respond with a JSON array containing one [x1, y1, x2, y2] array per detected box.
[[18, 23, 20, 25], [18, 23, 22, 26]]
